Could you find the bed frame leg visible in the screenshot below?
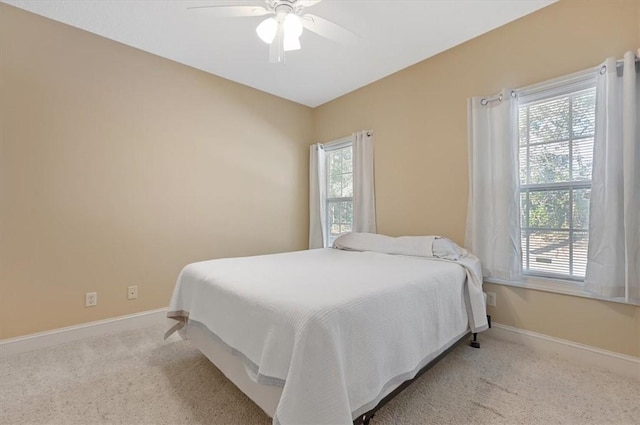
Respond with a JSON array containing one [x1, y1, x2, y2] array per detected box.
[[470, 315, 492, 348], [470, 332, 480, 348], [360, 413, 375, 425]]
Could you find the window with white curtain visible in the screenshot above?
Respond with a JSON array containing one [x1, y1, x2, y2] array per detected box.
[[325, 141, 353, 246], [518, 80, 596, 281], [467, 50, 638, 302], [309, 130, 375, 249]]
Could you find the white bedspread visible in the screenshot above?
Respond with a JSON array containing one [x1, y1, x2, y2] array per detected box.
[[167, 248, 487, 425]]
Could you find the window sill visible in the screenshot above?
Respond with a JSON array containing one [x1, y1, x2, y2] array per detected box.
[[484, 276, 640, 306]]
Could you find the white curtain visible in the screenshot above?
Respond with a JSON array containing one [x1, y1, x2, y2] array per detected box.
[[309, 144, 326, 249], [585, 51, 640, 301], [465, 89, 522, 281], [352, 130, 377, 234]]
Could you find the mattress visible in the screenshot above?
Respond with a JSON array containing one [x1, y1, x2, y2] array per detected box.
[[167, 248, 484, 425], [184, 320, 282, 417], [183, 319, 469, 419]]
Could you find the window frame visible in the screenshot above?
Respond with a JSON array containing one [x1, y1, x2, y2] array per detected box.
[[484, 66, 639, 306], [323, 137, 354, 247], [517, 74, 597, 283]]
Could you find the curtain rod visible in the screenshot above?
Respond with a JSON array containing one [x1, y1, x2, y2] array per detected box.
[[479, 52, 638, 107], [319, 131, 373, 148], [516, 52, 638, 96], [616, 55, 639, 65], [480, 91, 517, 106], [516, 66, 598, 96]]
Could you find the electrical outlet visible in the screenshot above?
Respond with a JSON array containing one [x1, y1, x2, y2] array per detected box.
[[127, 285, 138, 300], [85, 292, 97, 307], [487, 292, 497, 307]]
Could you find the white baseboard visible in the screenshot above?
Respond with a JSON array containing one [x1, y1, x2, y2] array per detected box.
[[0, 307, 168, 358], [487, 322, 640, 380]]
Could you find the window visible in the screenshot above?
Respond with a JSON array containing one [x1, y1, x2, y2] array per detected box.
[[518, 80, 596, 280], [325, 142, 353, 246], [310, 131, 374, 249]]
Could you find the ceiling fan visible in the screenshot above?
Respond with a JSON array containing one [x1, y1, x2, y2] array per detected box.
[[189, 0, 358, 63]]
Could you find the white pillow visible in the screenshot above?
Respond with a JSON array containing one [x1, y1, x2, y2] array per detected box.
[[333, 232, 461, 260], [432, 238, 462, 260]]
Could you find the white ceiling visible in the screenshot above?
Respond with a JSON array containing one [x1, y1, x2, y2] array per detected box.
[[3, 0, 555, 107]]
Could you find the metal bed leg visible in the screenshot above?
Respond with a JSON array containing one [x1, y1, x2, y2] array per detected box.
[[470, 333, 480, 348], [470, 315, 491, 349], [361, 413, 375, 425]]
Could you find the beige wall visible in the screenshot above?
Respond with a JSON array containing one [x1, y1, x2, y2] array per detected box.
[[2, 1, 639, 358], [484, 283, 639, 356], [0, 4, 313, 339], [314, 0, 640, 357]]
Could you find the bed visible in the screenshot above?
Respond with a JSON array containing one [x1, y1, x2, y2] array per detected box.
[[166, 234, 488, 425]]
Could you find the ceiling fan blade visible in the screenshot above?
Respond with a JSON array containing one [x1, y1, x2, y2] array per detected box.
[[187, 5, 270, 18], [298, 0, 323, 8], [301, 14, 359, 45]]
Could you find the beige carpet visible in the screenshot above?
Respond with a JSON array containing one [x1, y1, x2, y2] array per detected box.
[[1, 324, 638, 425]]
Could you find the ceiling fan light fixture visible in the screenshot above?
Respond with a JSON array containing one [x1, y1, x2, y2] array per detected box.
[[283, 13, 303, 38], [283, 34, 301, 51], [282, 13, 302, 51], [192, 0, 359, 63], [256, 17, 277, 44]]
